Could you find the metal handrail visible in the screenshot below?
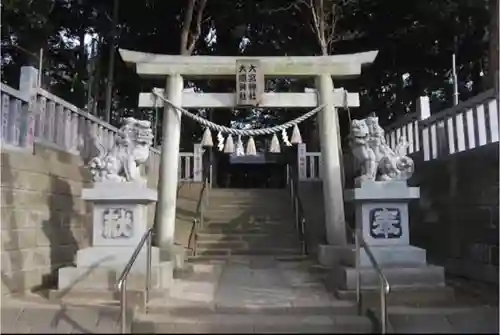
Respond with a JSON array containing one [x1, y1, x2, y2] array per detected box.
[[353, 227, 390, 334], [116, 227, 154, 333], [189, 176, 210, 257], [286, 164, 308, 255]]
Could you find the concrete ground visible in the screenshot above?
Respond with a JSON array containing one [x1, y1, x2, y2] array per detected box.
[[1, 256, 498, 334], [0, 298, 121, 333], [133, 256, 371, 333]]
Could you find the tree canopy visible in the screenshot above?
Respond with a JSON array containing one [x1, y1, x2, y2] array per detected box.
[[1, 0, 495, 146]]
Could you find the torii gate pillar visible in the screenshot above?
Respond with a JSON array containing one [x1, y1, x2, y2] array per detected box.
[[157, 75, 183, 259], [316, 74, 346, 246]]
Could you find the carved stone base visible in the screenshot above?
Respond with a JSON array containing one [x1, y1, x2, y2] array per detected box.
[[57, 182, 165, 292], [57, 260, 173, 292], [318, 244, 428, 268], [318, 244, 447, 297], [345, 180, 419, 247], [75, 245, 160, 273], [82, 182, 157, 249]]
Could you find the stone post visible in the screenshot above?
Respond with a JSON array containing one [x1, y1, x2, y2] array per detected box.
[[156, 74, 183, 260], [316, 74, 346, 246], [19, 66, 38, 149], [297, 143, 307, 181], [193, 143, 203, 182]]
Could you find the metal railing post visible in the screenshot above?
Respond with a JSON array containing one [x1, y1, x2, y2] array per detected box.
[[300, 218, 307, 255], [352, 227, 390, 334], [117, 228, 154, 333], [381, 280, 388, 334], [194, 219, 198, 256], [120, 280, 127, 333], [145, 232, 152, 312], [355, 228, 361, 315], [294, 197, 299, 231]]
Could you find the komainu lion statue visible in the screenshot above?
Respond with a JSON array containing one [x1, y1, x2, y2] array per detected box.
[[348, 115, 414, 184], [89, 117, 154, 183]]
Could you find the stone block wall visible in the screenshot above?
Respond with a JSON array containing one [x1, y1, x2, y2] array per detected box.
[[1, 143, 92, 297], [0, 143, 201, 297], [411, 144, 499, 284]]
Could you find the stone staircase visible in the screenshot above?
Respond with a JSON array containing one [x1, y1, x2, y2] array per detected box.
[[190, 188, 303, 260], [132, 257, 373, 333], [131, 188, 375, 333]]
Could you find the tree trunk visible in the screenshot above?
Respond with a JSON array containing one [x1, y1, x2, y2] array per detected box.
[[104, 0, 120, 123]]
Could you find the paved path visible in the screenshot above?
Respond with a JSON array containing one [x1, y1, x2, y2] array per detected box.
[[137, 256, 370, 333], [387, 306, 499, 333], [165, 256, 353, 312], [1, 298, 121, 334], [2, 256, 499, 334]]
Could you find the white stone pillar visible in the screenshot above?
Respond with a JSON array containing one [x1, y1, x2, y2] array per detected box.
[[316, 74, 346, 246], [19, 66, 38, 148], [157, 74, 183, 259]]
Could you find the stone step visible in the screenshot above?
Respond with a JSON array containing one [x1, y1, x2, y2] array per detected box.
[[203, 218, 291, 223], [194, 248, 302, 257], [333, 265, 446, 291], [187, 255, 230, 262], [203, 215, 294, 223], [196, 239, 300, 250], [337, 245, 428, 268], [56, 266, 166, 291], [206, 205, 291, 212], [145, 296, 360, 316], [196, 232, 298, 242], [47, 289, 146, 308], [196, 240, 246, 249], [132, 312, 372, 333], [209, 189, 288, 197], [201, 222, 297, 232], [334, 285, 456, 307], [204, 215, 294, 225], [187, 254, 312, 263], [207, 201, 292, 206], [208, 200, 291, 206], [199, 225, 298, 235], [209, 202, 293, 209], [173, 261, 227, 280], [208, 197, 291, 204], [207, 198, 292, 205], [382, 305, 499, 333]]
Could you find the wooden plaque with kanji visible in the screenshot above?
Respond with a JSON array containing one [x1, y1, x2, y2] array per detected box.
[[235, 59, 264, 106]]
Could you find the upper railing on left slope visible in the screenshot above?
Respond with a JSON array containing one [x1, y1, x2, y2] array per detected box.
[[1, 66, 203, 182]]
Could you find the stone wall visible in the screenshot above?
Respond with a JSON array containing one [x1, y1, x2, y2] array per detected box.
[[298, 144, 499, 284], [1, 143, 92, 297], [411, 144, 499, 284], [1, 143, 203, 297]]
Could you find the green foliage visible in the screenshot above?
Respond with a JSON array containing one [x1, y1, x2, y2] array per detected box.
[[1, 0, 493, 141]]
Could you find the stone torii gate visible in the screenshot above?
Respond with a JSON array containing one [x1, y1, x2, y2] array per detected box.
[[119, 49, 378, 260]]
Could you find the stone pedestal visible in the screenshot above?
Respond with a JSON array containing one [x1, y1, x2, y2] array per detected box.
[[319, 181, 446, 293], [346, 180, 419, 248], [57, 182, 173, 292]]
